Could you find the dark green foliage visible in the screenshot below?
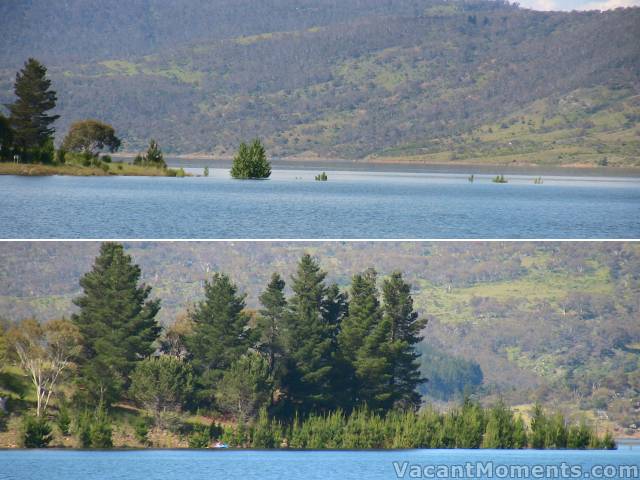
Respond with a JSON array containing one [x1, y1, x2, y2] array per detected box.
[[280, 254, 336, 415], [338, 269, 388, 409], [133, 417, 151, 445], [56, 404, 72, 436], [492, 175, 508, 183], [567, 422, 592, 449], [22, 415, 53, 448], [417, 345, 483, 400], [481, 400, 518, 449], [76, 407, 113, 448], [315, 172, 328, 181], [188, 424, 212, 448], [215, 352, 272, 423], [72, 242, 161, 407], [6, 58, 59, 153], [61, 119, 121, 157], [251, 408, 280, 448], [0, 114, 14, 160], [185, 273, 252, 403], [203, 166, 209, 177], [129, 355, 194, 419], [257, 273, 287, 380], [133, 139, 166, 168], [230, 139, 271, 179], [381, 272, 427, 409], [530, 404, 547, 449]]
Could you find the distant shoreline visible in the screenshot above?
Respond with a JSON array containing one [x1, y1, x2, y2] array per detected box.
[[0, 162, 186, 177]]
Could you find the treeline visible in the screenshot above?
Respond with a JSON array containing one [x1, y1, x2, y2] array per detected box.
[[209, 402, 615, 449], [2, 242, 425, 446], [0, 58, 170, 172], [1, 243, 616, 449]]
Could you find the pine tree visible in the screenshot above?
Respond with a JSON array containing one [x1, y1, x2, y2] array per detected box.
[[230, 138, 271, 179], [72, 243, 161, 406], [281, 254, 337, 415], [381, 272, 427, 409], [185, 273, 252, 402], [7, 59, 59, 155], [0, 114, 14, 160], [144, 139, 166, 167], [257, 273, 287, 378], [338, 269, 382, 407]]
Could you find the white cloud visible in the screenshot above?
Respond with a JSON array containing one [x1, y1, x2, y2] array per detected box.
[[519, 0, 639, 10], [518, 0, 559, 10], [580, 0, 639, 9]]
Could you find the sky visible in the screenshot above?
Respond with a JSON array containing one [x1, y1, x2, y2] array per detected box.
[[518, 0, 639, 11]]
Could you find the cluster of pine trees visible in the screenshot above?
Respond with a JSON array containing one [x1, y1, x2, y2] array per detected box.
[[230, 138, 271, 179], [218, 401, 614, 449], [69, 243, 425, 419], [4, 243, 614, 449]]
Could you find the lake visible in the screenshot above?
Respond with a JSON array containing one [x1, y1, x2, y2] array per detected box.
[[0, 448, 638, 480], [0, 169, 639, 238]]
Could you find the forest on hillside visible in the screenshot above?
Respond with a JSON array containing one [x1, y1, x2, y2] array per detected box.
[[0, 0, 638, 164], [1, 242, 638, 434]]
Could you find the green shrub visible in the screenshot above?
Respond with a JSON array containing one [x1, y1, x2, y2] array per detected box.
[[23, 415, 53, 448], [56, 405, 72, 436], [188, 424, 211, 448], [75, 407, 113, 448], [133, 417, 151, 445]]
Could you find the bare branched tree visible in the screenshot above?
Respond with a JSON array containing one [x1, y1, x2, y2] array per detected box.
[[7, 318, 82, 417]]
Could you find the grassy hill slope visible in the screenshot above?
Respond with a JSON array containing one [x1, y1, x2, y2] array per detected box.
[[0, 1, 638, 165]]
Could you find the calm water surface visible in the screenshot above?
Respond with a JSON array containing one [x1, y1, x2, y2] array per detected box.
[[0, 169, 638, 238], [0, 448, 638, 480]]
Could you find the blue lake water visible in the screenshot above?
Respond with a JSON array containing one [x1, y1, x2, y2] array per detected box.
[[0, 448, 638, 480], [0, 169, 639, 238]]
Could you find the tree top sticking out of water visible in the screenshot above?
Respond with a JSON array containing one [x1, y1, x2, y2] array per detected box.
[[231, 139, 271, 179]]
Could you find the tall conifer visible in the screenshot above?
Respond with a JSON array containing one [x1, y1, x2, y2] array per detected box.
[[72, 243, 160, 406], [7, 58, 59, 153], [185, 273, 252, 402]]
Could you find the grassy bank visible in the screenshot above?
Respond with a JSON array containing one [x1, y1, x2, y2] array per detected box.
[[0, 162, 187, 177]]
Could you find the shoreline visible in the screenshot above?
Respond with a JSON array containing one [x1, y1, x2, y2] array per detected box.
[[0, 162, 184, 177]]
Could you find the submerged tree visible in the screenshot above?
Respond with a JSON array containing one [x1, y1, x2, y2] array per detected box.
[[7, 58, 59, 156], [230, 138, 271, 179], [61, 119, 121, 157], [72, 243, 161, 407]]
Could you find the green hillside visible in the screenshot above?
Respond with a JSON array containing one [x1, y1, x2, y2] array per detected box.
[[1, 242, 638, 432], [0, 1, 638, 165]]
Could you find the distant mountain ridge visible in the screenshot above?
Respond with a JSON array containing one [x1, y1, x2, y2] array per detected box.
[[1, 0, 638, 165]]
